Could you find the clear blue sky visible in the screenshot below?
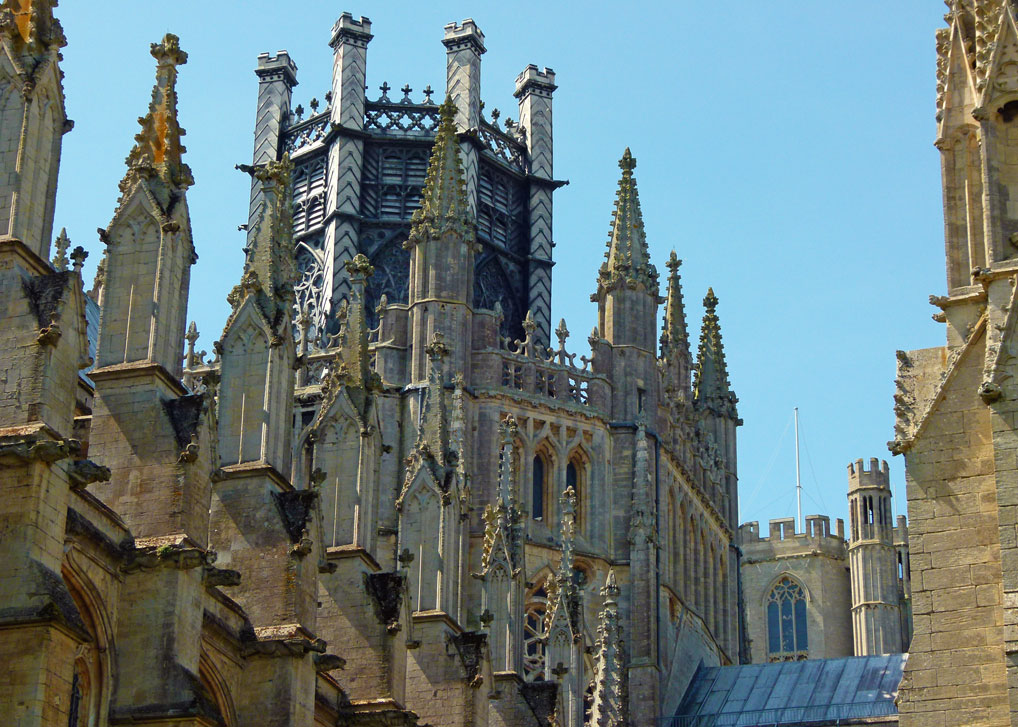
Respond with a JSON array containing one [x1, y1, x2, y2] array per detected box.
[[55, 2, 946, 532]]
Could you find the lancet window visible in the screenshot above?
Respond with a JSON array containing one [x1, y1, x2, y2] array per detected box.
[[532, 453, 549, 522], [523, 583, 549, 680]]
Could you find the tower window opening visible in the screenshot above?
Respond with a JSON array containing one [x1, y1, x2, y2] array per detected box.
[[766, 576, 808, 662], [1000, 100, 1018, 123], [524, 584, 549, 680]]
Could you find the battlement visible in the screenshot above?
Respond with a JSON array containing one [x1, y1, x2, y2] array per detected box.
[[739, 515, 846, 544], [331, 13, 373, 47], [847, 457, 890, 491], [255, 51, 298, 86], [515, 65, 558, 97], [442, 18, 486, 54]]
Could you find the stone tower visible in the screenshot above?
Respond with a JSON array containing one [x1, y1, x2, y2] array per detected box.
[[846, 459, 903, 656]]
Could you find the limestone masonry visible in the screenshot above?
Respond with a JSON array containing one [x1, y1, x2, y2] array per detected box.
[[3, 1, 997, 726]]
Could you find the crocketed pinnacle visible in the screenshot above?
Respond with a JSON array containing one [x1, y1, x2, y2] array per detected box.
[[480, 414, 522, 573], [50, 227, 69, 271], [405, 97, 474, 249], [694, 288, 737, 416], [119, 33, 193, 202], [0, 0, 65, 70], [660, 250, 690, 361], [227, 155, 296, 327], [596, 148, 658, 296], [546, 484, 580, 633], [589, 569, 624, 727]]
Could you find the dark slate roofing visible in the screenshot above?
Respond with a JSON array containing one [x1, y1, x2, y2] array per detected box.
[[672, 654, 906, 726]]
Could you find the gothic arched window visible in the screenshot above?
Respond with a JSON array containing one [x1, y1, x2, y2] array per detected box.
[[767, 576, 808, 661], [566, 459, 583, 529]]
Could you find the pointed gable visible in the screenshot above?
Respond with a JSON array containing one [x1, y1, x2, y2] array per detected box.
[[979, 2, 1018, 106], [939, 19, 977, 134], [596, 148, 658, 297]]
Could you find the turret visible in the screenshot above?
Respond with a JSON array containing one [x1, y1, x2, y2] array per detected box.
[[0, 0, 68, 262], [326, 13, 371, 307], [592, 148, 661, 420], [515, 64, 557, 349], [406, 98, 477, 382], [442, 19, 483, 213], [847, 458, 903, 655]]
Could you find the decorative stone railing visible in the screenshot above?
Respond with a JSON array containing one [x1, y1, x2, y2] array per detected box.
[[477, 111, 527, 173], [283, 112, 330, 155]]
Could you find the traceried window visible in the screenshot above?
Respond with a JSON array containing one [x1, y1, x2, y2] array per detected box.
[[767, 576, 808, 661], [360, 144, 429, 220], [524, 584, 549, 680]]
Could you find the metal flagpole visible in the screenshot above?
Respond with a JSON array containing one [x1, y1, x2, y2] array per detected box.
[[795, 407, 802, 534]]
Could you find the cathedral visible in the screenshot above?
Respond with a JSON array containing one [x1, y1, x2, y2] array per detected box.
[[0, 3, 741, 726], [7, 0, 1014, 725]]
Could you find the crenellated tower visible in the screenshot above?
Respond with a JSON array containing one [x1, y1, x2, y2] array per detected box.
[[847, 458, 902, 656]]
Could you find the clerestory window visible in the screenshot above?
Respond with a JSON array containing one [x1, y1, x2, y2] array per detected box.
[[767, 576, 808, 662]]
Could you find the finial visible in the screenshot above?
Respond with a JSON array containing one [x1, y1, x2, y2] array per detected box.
[[51, 227, 70, 271], [619, 147, 636, 173], [704, 287, 718, 310], [422, 84, 434, 104], [120, 32, 193, 197], [400, 84, 413, 103], [499, 413, 519, 442], [185, 321, 199, 365], [379, 81, 391, 101], [345, 253, 374, 282], [666, 250, 681, 274], [294, 103, 304, 121], [555, 318, 569, 349], [309, 97, 319, 113], [69, 245, 87, 275]]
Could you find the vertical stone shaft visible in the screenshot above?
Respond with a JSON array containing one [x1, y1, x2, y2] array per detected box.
[[326, 13, 371, 308], [443, 19, 484, 215], [516, 65, 556, 349]]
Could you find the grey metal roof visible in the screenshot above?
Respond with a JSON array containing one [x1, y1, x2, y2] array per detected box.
[[671, 654, 906, 726]]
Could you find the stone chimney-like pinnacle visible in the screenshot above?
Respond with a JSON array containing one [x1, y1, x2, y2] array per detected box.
[[404, 97, 475, 250], [119, 33, 193, 205], [596, 148, 658, 297]]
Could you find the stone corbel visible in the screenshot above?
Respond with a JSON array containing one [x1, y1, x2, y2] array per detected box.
[[202, 565, 241, 587], [120, 542, 214, 574], [0, 437, 72, 465], [313, 653, 346, 672]]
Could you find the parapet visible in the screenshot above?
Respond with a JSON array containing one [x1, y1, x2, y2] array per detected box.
[[847, 457, 890, 492], [515, 64, 558, 97], [894, 515, 909, 546], [255, 51, 298, 87], [331, 13, 373, 48], [443, 19, 486, 54], [739, 515, 847, 562]]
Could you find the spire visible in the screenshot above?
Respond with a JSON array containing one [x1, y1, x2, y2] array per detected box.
[[404, 97, 474, 249], [589, 570, 624, 727], [596, 148, 658, 296], [50, 227, 68, 271], [0, 0, 65, 72], [119, 33, 193, 206], [227, 155, 296, 328], [694, 288, 737, 417], [660, 250, 690, 361]]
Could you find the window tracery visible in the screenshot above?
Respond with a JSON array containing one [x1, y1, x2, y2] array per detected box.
[[524, 583, 549, 680], [767, 576, 808, 661]]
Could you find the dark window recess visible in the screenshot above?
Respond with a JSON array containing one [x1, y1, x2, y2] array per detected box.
[[477, 163, 528, 258]]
